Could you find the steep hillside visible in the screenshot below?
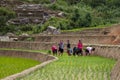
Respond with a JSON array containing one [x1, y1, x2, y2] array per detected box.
[[0, 0, 120, 35], [0, 0, 24, 8]]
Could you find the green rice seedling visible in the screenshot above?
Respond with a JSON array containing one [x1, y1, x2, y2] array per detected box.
[[18, 53, 116, 80], [0, 56, 40, 79]]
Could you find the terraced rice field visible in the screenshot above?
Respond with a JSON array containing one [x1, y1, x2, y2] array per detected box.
[[19, 54, 116, 80], [0, 56, 40, 79]]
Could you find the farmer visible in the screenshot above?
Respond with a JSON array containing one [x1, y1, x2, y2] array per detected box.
[[77, 40, 83, 56], [67, 40, 71, 56], [73, 46, 77, 56], [85, 45, 95, 55], [58, 40, 64, 56], [51, 45, 57, 55]]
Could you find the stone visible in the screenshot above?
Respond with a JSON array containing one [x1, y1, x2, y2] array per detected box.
[[45, 26, 61, 35], [20, 33, 29, 37], [6, 32, 15, 36]]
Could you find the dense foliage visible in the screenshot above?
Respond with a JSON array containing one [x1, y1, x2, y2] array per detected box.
[[0, 0, 120, 35], [0, 8, 15, 24], [45, 0, 120, 28], [0, 7, 16, 35]]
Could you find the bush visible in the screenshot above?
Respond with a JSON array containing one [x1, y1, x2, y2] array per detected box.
[[69, 8, 92, 28], [47, 50, 51, 54], [20, 25, 32, 31], [20, 0, 50, 4], [1, 0, 120, 34], [0, 7, 16, 26], [42, 17, 69, 30]]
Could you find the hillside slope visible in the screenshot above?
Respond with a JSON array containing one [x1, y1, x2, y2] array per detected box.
[[107, 24, 120, 44], [0, 0, 120, 35]]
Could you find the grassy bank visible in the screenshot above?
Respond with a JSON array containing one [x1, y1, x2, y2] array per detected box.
[[0, 48, 50, 54], [62, 24, 113, 32]]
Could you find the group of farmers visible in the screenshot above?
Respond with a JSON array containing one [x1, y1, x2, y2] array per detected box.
[[51, 40, 95, 56]]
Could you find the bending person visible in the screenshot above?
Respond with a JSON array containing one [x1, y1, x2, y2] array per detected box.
[[85, 45, 95, 55], [51, 45, 57, 55]]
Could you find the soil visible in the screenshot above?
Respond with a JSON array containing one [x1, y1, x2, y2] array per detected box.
[[107, 24, 120, 44]]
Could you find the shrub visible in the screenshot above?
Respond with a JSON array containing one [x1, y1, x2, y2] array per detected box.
[[42, 17, 69, 30], [0, 7, 16, 26], [47, 50, 51, 54], [20, 0, 50, 4]]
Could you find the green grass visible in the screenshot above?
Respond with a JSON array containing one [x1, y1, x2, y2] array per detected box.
[[18, 54, 116, 80], [0, 56, 40, 79], [62, 24, 113, 32], [0, 48, 50, 54]]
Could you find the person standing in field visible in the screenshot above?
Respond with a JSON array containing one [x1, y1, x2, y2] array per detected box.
[[77, 40, 83, 56], [67, 40, 71, 56], [58, 40, 64, 56]]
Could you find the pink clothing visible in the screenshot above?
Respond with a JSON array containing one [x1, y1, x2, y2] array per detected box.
[[77, 42, 83, 49], [52, 45, 57, 51]]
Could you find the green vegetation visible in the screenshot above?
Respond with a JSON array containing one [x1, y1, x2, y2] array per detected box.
[[43, 0, 120, 29], [0, 48, 49, 54], [20, 0, 50, 4], [0, 0, 120, 35], [0, 49, 116, 80], [19, 54, 116, 80], [0, 7, 16, 35], [0, 7, 15, 26], [0, 56, 40, 79], [62, 24, 112, 32]]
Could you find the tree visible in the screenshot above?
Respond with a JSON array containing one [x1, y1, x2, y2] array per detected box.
[[0, 7, 15, 27], [70, 9, 81, 27], [84, 13, 92, 27], [83, 0, 106, 8], [66, 0, 81, 5]]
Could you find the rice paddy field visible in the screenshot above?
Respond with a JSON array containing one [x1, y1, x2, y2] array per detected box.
[[0, 56, 40, 79], [18, 54, 116, 80]]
